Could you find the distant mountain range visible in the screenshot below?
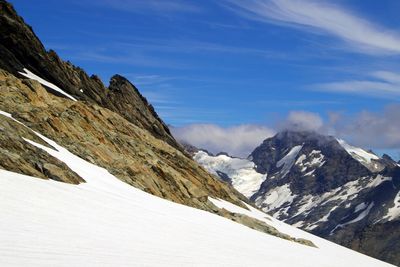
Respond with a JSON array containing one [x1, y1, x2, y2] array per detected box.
[[191, 130, 400, 265]]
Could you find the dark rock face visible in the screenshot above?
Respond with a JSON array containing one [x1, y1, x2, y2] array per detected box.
[[0, 0, 182, 151], [106, 75, 177, 148], [181, 142, 201, 156], [251, 131, 370, 196], [192, 130, 400, 264], [248, 130, 400, 266], [381, 154, 399, 168], [341, 220, 400, 267]]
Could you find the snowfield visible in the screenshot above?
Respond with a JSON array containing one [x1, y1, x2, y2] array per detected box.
[[0, 113, 394, 266], [194, 151, 267, 198]]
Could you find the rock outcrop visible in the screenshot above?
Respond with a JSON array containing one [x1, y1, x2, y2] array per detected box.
[[0, 0, 181, 151], [0, 69, 245, 210]]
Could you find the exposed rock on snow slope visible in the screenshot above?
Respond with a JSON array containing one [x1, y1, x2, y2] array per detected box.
[[0, 69, 246, 212], [0, 110, 83, 185], [18, 68, 77, 101], [337, 139, 384, 172], [0, 121, 393, 266]]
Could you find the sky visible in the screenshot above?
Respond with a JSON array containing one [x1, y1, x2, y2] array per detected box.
[[10, 0, 400, 159]]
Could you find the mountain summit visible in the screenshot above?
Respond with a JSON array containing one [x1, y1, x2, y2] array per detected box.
[[193, 130, 400, 265]]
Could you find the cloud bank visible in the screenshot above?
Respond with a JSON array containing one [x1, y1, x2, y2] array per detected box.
[[331, 104, 400, 150], [172, 124, 275, 157], [173, 107, 400, 158], [279, 111, 324, 132], [225, 0, 400, 55], [172, 111, 324, 157]]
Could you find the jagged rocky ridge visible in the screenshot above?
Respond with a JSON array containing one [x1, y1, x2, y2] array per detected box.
[[192, 131, 400, 266], [0, 0, 179, 151]]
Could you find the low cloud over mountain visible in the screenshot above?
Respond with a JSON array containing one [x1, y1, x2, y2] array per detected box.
[[173, 105, 400, 159], [172, 124, 275, 157]]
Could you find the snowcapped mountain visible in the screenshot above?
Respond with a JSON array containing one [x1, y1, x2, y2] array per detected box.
[[1, 113, 394, 266], [0, 1, 397, 266], [192, 130, 400, 266]]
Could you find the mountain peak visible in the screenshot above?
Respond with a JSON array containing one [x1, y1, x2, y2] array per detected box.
[[382, 154, 394, 161], [0, 3, 183, 152], [274, 130, 336, 145], [109, 74, 132, 89]]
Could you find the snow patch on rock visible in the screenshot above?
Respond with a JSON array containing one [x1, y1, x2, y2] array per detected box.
[[276, 145, 303, 177], [383, 190, 400, 221], [256, 184, 296, 217], [337, 139, 383, 172], [19, 68, 77, 101], [331, 202, 374, 234]]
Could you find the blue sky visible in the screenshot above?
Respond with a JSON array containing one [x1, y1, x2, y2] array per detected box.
[[10, 0, 400, 158]]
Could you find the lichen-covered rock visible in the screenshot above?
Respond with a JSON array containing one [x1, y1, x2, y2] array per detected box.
[[0, 114, 83, 184], [0, 69, 246, 211], [0, 0, 182, 152]]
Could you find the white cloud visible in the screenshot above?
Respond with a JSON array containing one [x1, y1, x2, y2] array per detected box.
[[172, 106, 400, 159], [226, 0, 400, 55], [281, 108, 400, 153], [372, 71, 400, 84], [331, 104, 400, 150], [172, 111, 322, 157], [315, 70, 400, 98], [280, 111, 324, 131], [172, 124, 275, 157]]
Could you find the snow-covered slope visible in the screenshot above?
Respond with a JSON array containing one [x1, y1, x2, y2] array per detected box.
[[337, 139, 379, 163], [337, 139, 383, 171], [194, 151, 267, 198], [0, 117, 393, 266]]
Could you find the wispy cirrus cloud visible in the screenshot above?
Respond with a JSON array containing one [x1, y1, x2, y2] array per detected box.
[[90, 0, 202, 14], [224, 0, 400, 55], [314, 71, 400, 99], [123, 74, 179, 86], [52, 37, 291, 70], [110, 38, 283, 58]]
